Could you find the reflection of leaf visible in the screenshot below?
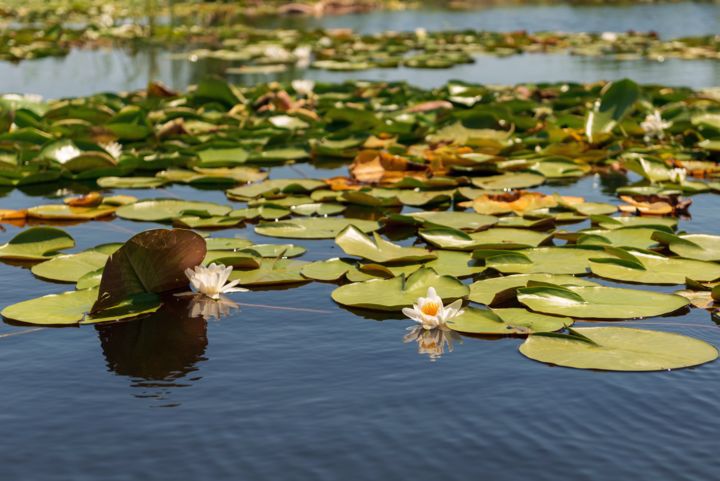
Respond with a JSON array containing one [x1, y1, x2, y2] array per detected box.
[[91, 229, 207, 314], [96, 297, 208, 382]]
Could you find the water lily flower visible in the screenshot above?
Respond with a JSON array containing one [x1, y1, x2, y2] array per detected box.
[[102, 141, 122, 160], [403, 325, 461, 361], [402, 287, 464, 330], [292, 46, 312, 68], [55, 144, 82, 164], [291, 79, 315, 96], [668, 167, 687, 184], [601, 32, 618, 42], [178, 263, 248, 300], [641, 110, 672, 141]]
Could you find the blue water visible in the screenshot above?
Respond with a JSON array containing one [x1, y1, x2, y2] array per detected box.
[[2, 3, 720, 481]]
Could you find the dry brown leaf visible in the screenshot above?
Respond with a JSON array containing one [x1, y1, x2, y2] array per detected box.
[[64, 192, 104, 207], [349, 150, 428, 184]]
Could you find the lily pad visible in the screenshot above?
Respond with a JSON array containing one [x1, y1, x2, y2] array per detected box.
[[421, 227, 551, 251], [468, 273, 600, 305], [447, 307, 572, 335], [519, 327, 717, 371], [116, 199, 232, 222], [589, 249, 720, 285], [336, 225, 437, 264], [0, 227, 74, 261], [478, 246, 612, 275], [652, 232, 720, 261], [229, 259, 308, 286], [331, 267, 468, 311], [31, 244, 121, 283], [27, 204, 116, 220], [255, 217, 380, 239], [517, 284, 689, 319]]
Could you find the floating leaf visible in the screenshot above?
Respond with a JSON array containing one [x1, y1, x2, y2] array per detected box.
[[336, 225, 437, 264], [116, 199, 232, 222], [27, 204, 116, 220], [421, 227, 551, 251], [590, 249, 720, 285], [0, 227, 74, 261], [448, 307, 572, 335], [478, 246, 612, 275], [468, 273, 599, 305], [331, 268, 468, 311], [255, 217, 380, 239], [519, 327, 718, 371], [31, 243, 121, 283], [652, 232, 720, 261], [229, 259, 308, 286], [517, 284, 689, 319]]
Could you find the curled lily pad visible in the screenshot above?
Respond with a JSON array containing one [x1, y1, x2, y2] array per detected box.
[[116, 199, 232, 222], [331, 267, 468, 311], [468, 274, 600, 305], [255, 217, 380, 239], [519, 327, 718, 371], [91, 229, 206, 314], [336, 225, 436, 264], [0, 227, 74, 261], [31, 243, 121, 283], [447, 307, 572, 335], [517, 284, 689, 319]]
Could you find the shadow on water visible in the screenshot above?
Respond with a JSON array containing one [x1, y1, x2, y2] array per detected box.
[[95, 297, 209, 403]]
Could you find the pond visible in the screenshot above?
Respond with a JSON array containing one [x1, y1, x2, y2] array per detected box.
[[1, 3, 720, 481]]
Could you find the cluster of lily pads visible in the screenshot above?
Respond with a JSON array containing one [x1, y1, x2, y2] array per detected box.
[[2, 21, 719, 65], [1, 77, 720, 370]]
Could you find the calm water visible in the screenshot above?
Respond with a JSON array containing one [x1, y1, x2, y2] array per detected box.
[[2, 4, 720, 481]]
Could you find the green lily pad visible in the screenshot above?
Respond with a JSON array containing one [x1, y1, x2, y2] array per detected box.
[[447, 307, 572, 335], [468, 273, 600, 305], [472, 172, 545, 190], [31, 243, 121, 283], [331, 267, 468, 311], [589, 249, 720, 285], [652, 232, 720, 261], [478, 246, 612, 275], [255, 217, 380, 239], [97, 176, 167, 189], [27, 204, 116, 220], [517, 284, 689, 319], [1, 288, 160, 326], [336, 225, 437, 264], [226, 179, 325, 200], [519, 327, 718, 371], [421, 227, 551, 251], [586, 79, 640, 143], [116, 199, 232, 222], [0, 227, 74, 261], [576, 227, 664, 249], [229, 259, 308, 286], [405, 211, 498, 231]]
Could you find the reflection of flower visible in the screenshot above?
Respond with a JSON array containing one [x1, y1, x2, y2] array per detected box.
[[404, 326, 461, 361], [668, 167, 687, 184], [55, 144, 82, 163], [103, 141, 122, 160], [179, 263, 248, 300], [641, 110, 671, 141], [189, 295, 239, 321], [402, 287, 464, 330]]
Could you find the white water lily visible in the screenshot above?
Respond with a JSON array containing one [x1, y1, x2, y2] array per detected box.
[[600, 32, 618, 42], [668, 167, 687, 184], [641, 110, 672, 141], [402, 287, 464, 330], [55, 144, 82, 164], [102, 141, 122, 160], [179, 263, 248, 300], [404, 325, 461, 361], [291, 79, 315, 96]]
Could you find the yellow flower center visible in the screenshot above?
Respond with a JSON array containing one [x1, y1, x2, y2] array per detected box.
[[421, 301, 440, 317]]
